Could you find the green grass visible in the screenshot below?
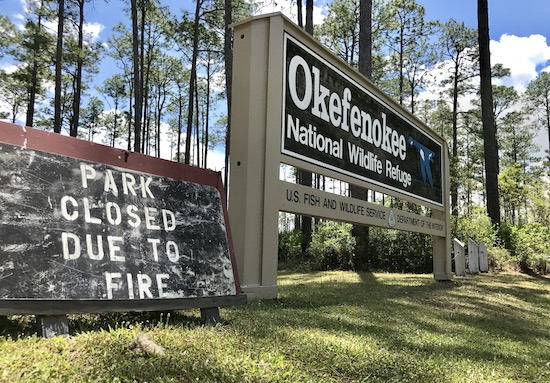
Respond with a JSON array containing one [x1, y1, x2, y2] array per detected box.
[[1, 272, 549, 382]]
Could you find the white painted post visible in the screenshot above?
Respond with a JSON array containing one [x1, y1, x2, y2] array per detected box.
[[453, 238, 466, 276], [479, 241, 489, 272], [468, 238, 480, 274]]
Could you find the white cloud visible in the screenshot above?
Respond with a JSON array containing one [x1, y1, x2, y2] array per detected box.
[[312, 5, 327, 25], [491, 34, 550, 92], [419, 34, 550, 106], [0, 64, 19, 74], [417, 34, 550, 155], [206, 148, 226, 172], [84, 22, 104, 42], [260, 1, 326, 26]]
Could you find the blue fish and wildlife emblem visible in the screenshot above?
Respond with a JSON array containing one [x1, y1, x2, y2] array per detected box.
[[408, 136, 435, 190]]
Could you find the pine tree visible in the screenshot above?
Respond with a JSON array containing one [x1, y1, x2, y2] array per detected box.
[[478, 0, 500, 226]]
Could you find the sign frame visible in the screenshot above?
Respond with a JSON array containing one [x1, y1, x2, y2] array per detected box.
[[229, 13, 452, 300]]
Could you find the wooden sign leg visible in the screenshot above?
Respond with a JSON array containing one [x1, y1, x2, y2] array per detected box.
[[37, 315, 69, 338], [200, 307, 221, 326]]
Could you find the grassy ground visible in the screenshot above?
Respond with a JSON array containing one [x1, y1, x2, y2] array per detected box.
[[0, 271, 549, 382]]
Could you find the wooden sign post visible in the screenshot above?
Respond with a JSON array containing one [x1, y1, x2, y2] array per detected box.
[[0, 121, 246, 335], [453, 238, 466, 276], [479, 241, 489, 272], [468, 238, 480, 274]]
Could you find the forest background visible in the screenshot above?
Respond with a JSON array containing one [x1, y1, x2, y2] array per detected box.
[[0, 0, 549, 274]]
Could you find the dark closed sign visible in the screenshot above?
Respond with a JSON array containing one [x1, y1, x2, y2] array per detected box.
[[281, 33, 443, 206], [0, 141, 236, 301]]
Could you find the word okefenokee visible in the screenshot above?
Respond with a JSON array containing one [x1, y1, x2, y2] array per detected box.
[[287, 54, 408, 161]]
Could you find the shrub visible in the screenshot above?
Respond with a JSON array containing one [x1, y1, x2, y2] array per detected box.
[[309, 221, 356, 270], [367, 228, 433, 273], [488, 247, 518, 272], [278, 229, 303, 269], [497, 222, 515, 249], [512, 223, 550, 274], [454, 207, 497, 246]]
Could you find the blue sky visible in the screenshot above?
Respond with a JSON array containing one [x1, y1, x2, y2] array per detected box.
[[3, 0, 549, 47], [4, 0, 548, 89], [2, 0, 550, 159], [3, 0, 549, 91], [419, 0, 550, 40]]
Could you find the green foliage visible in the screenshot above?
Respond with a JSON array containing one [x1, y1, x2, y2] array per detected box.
[[367, 228, 433, 273], [277, 205, 548, 275], [487, 246, 517, 272], [279, 223, 434, 273], [315, 0, 360, 64], [454, 207, 497, 246], [0, 15, 17, 59], [278, 229, 303, 269], [498, 163, 530, 225], [512, 223, 550, 274], [528, 177, 550, 225], [309, 221, 356, 270], [0, 71, 28, 123], [525, 71, 550, 131], [496, 221, 514, 250]]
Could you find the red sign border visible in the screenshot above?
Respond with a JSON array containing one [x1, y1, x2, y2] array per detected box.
[[0, 121, 243, 313]]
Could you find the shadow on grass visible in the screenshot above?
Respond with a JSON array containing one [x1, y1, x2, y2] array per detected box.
[[69, 310, 205, 333], [0, 315, 37, 339], [233, 271, 549, 381], [0, 310, 205, 339]]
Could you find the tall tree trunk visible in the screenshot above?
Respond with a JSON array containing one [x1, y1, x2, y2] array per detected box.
[[113, 99, 119, 147], [26, 0, 45, 128], [53, 0, 64, 134], [398, 25, 405, 106], [144, 107, 151, 154], [156, 87, 166, 158], [194, 77, 200, 166], [297, 0, 303, 28], [350, 0, 373, 270], [299, 0, 314, 253], [478, 0, 500, 226], [176, 84, 184, 162], [450, 63, 460, 217], [358, 0, 372, 79], [26, 61, 38, 127], [305, 0, 313, 34], [204, 57, 211, 168], [140, 9, 150, 154], [156, 109, 161, 157], [131, 0, 142, 152], [70, 0, 84, 137], [185, 0, 201, 165], [127, 86, 134, 151], [223, 0, 232, 195]]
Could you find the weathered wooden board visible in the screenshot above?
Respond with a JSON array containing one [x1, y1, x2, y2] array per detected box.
[[468, 238, 480, 274], [453, 238, 466, 276], [0, 122, 244, 313]]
